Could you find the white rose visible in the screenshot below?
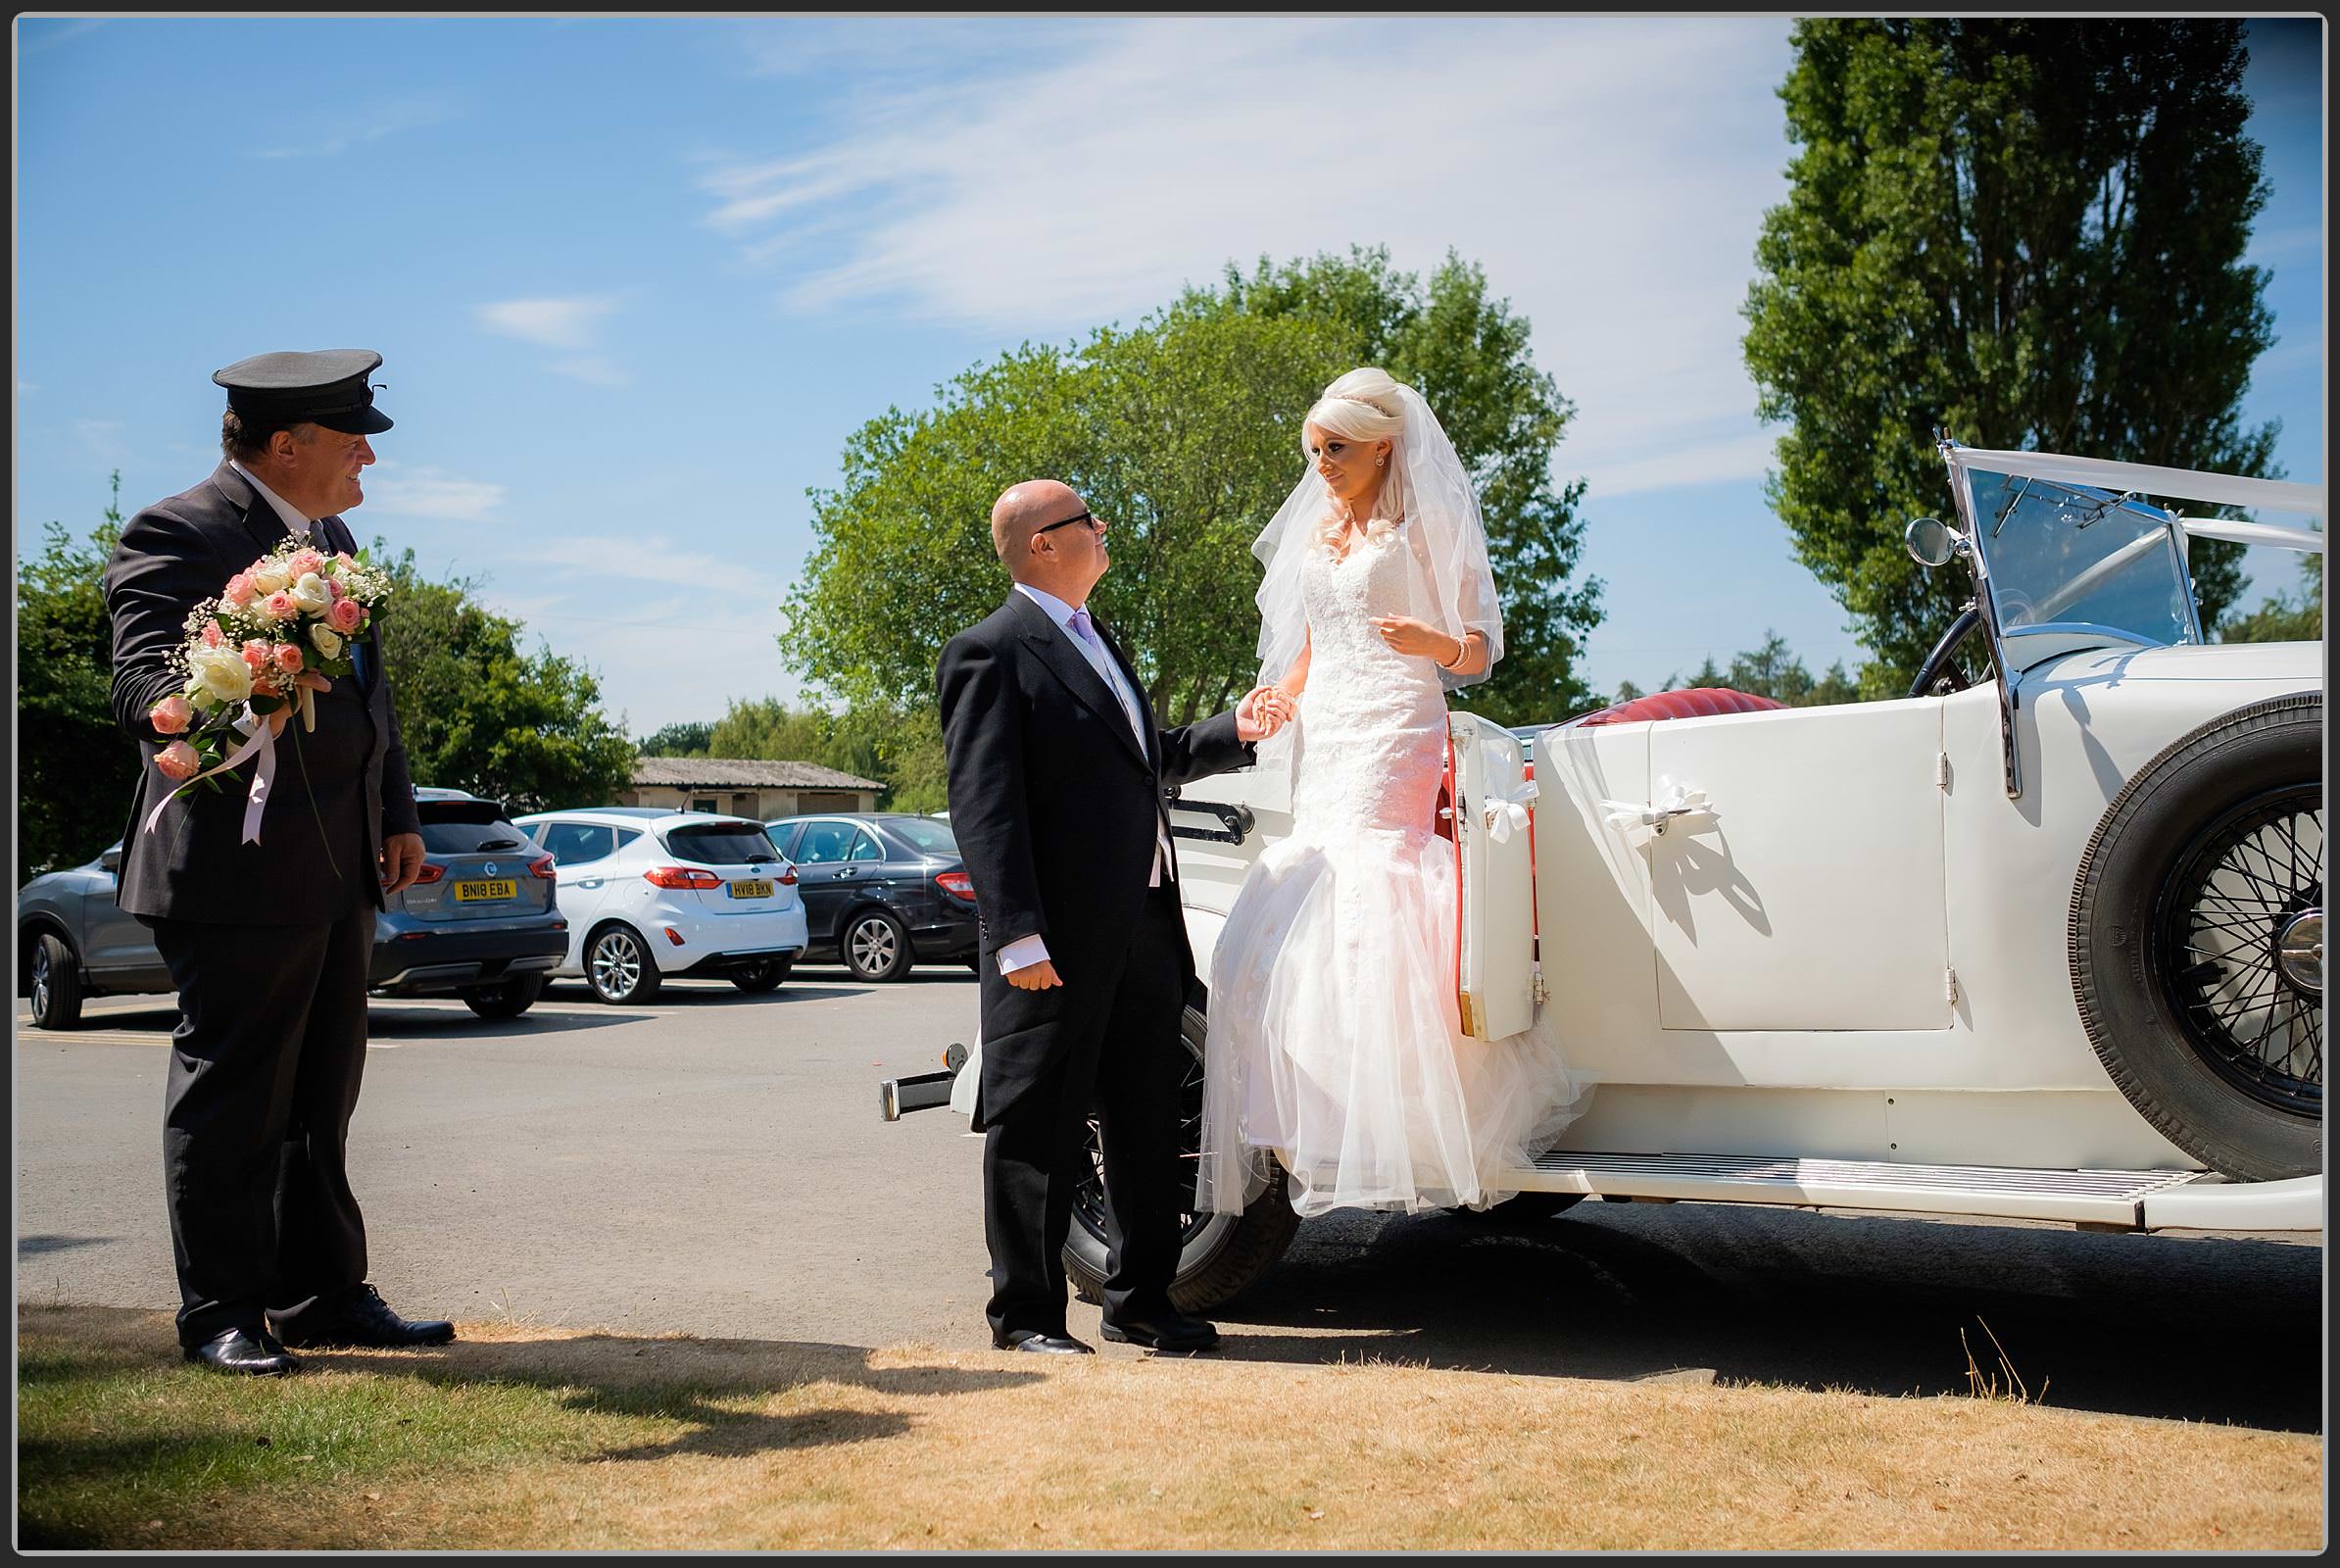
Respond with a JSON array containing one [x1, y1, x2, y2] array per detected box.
[[251, 563, 291, 596], [310, 624, 344, 659], [191, 646, 253, 704], [288, 573, 332, 614]]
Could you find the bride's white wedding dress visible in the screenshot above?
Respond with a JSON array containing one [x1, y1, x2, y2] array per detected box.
[[1198, 520, 1590, 1218]]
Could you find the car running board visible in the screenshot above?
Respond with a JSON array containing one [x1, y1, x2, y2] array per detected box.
[[1503, 1151, 2218, 1231]]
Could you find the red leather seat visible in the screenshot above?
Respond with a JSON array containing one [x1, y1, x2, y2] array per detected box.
[[1567, 686, 1789, 728]]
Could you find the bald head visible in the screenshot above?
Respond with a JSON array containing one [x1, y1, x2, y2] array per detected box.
[[991, 480, 1084, 563], [989, 478, 1109, 602]]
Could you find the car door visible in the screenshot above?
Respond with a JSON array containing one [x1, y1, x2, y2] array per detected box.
[[791, 819, 861, 944], [82, 843, 168, 982], [537, 821, 621, 964]]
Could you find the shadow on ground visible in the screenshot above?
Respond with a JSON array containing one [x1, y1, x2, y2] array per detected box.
[[1198, 1200, 2323, 1432]]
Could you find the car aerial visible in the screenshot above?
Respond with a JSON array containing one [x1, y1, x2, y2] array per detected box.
[[18, 787, 570, 1027], [510, 808, 809, 1004], [764, 811, 980, 982], [886, 442, 2325, 1311]]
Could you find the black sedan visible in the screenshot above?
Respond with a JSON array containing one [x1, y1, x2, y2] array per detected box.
[[763, 812, 978, 981]]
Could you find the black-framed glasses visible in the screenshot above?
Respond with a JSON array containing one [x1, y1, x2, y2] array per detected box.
[[1035, 510, 1100, 536]]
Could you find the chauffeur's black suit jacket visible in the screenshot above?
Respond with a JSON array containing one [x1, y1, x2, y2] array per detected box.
[[104, 463, 420, 924], [936, 591, 1254, 1128]]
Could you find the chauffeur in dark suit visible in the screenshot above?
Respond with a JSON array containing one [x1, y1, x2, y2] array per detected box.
[[105, 350, 453, 1375], [936, 480, 1286, 1355]]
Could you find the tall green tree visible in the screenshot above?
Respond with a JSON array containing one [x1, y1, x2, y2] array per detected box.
[[17, 476, 134, 878], [1743, 20, 2279, 696], [637, 720, 714, 758], [703, 697, 950, 814], [2218, 556, 2323, 643], [783, 247, 1604, 739], [367, 546, 637, 814]]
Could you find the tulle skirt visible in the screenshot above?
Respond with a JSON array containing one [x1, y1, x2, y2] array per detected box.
[[1197, 818, 1592, 1218]]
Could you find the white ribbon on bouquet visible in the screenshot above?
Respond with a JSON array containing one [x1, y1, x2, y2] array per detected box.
[[141, 698, 302, 845], [1598, 775, 1717, 842], [1481, 777, 1540, 844]]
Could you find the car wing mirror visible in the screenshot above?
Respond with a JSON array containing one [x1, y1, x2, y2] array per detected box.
[[1905, 515, 1958, 568], [99, 846, 122, 874]]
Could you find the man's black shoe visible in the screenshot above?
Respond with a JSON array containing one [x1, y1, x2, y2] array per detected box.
[[1098, 1312, 1220, 1352], [182, 1326, 300, 1376], [993, 1328, 1095, 1354], [268, 1283, 455, 1349]]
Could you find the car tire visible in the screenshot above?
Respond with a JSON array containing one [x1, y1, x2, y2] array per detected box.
[[28, 933, 85, 1031], [585, 923, 663, 1005], [1064, 1002, 1302, 1313], [731, 959, 791, 994], [2070, 691, 2322, 1182], [841, 909, 912, 982], [461, 972, 547, 1019]]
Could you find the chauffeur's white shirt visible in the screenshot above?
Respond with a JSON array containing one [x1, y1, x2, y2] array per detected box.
[[996, 582, 1170, 976], [229, 461, 317, 536]]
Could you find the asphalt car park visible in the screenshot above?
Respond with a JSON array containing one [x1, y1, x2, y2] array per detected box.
[[13, 972, 2319, 1435]]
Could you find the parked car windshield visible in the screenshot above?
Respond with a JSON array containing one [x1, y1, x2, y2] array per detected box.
[[885, 817, 958, 856], [1965, 467, 2203, 649], [418, 819, 532, 855], [663, 822, 782, 864]]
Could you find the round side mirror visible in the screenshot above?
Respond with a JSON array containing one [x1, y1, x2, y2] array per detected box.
[[1905, 515, 1955, 568]]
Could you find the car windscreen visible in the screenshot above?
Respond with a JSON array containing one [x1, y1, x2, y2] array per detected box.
[[418, 815, 532, 854], [885, 817, 958, 856], [662, 822, 784, 864]]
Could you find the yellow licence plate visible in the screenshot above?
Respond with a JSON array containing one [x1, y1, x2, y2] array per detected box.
[[729, 879, 774, 900], [454, 879, 517, 903]]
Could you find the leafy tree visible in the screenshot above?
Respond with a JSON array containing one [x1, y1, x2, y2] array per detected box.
[[17, 476, 134, 879], [783, 247, 1604, 742], [702, 697, 950, 814], [637, 720, 714, 758], [2218, 556, 2323, 643], [368, 546, 636, 814], [1615, 630, 1860, 709], [1743, 20, 2280, 696]]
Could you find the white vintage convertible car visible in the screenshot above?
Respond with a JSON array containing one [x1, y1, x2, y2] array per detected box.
[[887, 441, 2323, 1311]]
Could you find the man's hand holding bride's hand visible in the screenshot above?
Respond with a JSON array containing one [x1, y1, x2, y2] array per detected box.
[[1374, 615, 1464, 666], [1236, 684, 1295, 742]]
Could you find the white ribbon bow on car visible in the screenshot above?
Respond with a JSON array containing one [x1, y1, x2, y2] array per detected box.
[[1481, 778, 1540, 844], [1599, 775, 1717, 842]]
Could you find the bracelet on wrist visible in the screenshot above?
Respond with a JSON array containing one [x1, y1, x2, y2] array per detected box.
[[1438, 634, 1467, 671]]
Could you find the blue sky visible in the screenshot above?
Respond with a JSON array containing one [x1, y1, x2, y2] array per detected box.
[[14, 16, 2324, 735]]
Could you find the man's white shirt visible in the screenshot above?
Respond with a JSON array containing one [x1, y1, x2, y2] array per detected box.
[[996, 582, 1171, 977], [229, 460, 316, 537]]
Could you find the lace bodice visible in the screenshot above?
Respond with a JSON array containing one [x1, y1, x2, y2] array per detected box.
[[1292, 525, 1448, 838]]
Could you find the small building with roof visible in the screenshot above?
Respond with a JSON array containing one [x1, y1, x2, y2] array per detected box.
[[621, 758, 884, 820]]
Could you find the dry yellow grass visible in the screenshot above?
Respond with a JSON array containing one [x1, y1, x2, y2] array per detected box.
[[19, 1305, 2322, 1550]]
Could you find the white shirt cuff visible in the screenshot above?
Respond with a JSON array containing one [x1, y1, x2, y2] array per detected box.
[[996, 933, 1050, 974]]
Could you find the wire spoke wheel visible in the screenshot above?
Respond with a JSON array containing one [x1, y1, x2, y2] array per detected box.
[[1072, 1039, 1218, 1254], [2156, 785, 2323, 1116]]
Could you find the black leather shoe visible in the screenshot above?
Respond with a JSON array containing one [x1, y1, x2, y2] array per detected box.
[[994, 1328, 1095, 1354], [1099, 1312, 1220, 1351], [182, 1327, 300, 1376], [268, 1283, 455, 1349]]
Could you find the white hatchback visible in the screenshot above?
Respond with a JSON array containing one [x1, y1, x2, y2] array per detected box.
[[510, 808, 809, 1004]]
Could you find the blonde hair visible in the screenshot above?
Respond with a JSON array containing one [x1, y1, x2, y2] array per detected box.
[[1304, 368, 1408, 551]]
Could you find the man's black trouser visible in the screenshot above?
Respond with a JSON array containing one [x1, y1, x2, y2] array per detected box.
[[146, 898, 375, 1346], [983, 884, 1189, 1340]]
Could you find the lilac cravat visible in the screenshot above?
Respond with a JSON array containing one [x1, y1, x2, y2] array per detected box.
[[1068, 607, 1099, 647]]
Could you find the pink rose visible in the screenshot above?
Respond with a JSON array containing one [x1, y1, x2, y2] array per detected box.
[[325, 577, 346, 601], [251, 674, 280, 698], [335, 551, 356, 567], [241, 639, 270, 672], [272, 644, 304, 673], [287, 548, 325, 578], [222, 573, 257, 608], [201, 619, 225, 648], [149, 695, 194, 735], [263, 591, 296, 620], [327, 597, 365, 634], [156, 740, 201, 781]]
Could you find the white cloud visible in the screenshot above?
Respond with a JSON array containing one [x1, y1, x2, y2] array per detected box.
[[254, 96, 461, 160], [533, 532, 787, 602], [476, 295, 619, 351], [697, 17, 1798, 502], [362, 462, 506, 521]]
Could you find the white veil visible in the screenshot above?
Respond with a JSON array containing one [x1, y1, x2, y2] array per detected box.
[[1249, 379, 1504, 780]]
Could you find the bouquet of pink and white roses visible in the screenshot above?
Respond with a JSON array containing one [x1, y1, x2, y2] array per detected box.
[[142, 541, 393, 833]]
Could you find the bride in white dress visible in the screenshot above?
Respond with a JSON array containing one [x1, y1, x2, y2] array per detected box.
[[1197, 368, 1591, 1219]]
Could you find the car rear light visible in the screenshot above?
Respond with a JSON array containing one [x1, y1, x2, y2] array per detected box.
[[643, 866, 722, 889], [528, 855, 557, 879], [663, 926, 686, 946], [779, 866, 799, 886], [413, 862, 446, 884], [935, 870, 977, 903]]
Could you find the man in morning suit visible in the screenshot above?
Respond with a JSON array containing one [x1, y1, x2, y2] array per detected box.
[[105, 349, 453, 1375], [936, 480, 1286, 1355]]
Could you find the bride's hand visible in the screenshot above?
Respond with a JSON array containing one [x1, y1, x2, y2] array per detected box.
[[1373, 615, 1463, 664], [1236, 684, 1294, 741]]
